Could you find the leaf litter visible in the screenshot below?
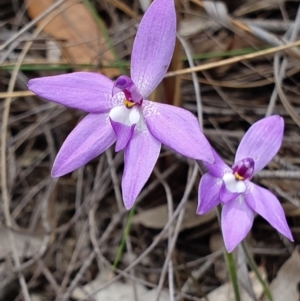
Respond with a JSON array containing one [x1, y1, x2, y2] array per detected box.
[[0, 0, 300, 300]]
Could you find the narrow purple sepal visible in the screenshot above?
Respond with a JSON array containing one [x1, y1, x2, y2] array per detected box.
[[110, 119, 135, 152], [221, 197, 254, 252], [235, 115, 284, 175], [52, 113, 116, 177], [28, 72, 114, 113], [144, 101, 214, 162], [197, 173, 221, 214], [122, 129, 161, 209], [131, 0, 176, 97], [245, 182, 293, 241]]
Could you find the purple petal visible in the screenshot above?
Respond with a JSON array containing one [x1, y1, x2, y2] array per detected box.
[[221, 197, 254, 252], [197, 174, 221, 214], [52, 113, 116, 177], [144, 101, 214, 162], [205, 148, 231, 178], [235, 115, 284, 175], [245, 182, 293, 241], [130, 0, 176, 98], [122, 128, 161, 209], [28, 72, 114, 113], [110, 119, 135, 152]]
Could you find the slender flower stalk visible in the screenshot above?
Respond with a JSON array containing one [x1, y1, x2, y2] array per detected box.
[[216, 205, 241, 301], [241, 241, 273, 301], [28, 0, 214, 209], [197, 115, 293, 252]]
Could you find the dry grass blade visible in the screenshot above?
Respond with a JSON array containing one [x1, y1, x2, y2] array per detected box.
[[166, 38, 300, 77], [1, 0, 300, 299]]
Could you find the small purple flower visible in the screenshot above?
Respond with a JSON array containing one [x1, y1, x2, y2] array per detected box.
[[28, 0, 214, 209], [197, 115, 293, 252]]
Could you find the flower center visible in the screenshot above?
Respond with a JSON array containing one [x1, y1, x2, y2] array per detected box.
[[113, 75, 143, 107], [232, 158, 254, 181], [123, 99, 135, 109], [221, 158, 254, 196], [222, 173, 246, 194]]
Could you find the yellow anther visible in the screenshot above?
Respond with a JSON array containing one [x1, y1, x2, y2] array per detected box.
[[123, 99, 135, 108], [234, 172, 244, 181]]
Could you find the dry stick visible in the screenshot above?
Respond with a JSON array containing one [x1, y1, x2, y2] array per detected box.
[[104, 0, 138, 19], [274, 55, 300, 127], [89, 211, 207, 301], [0, 1, 80, 299], [105, 148, 139, 301], [62, 164, 178, 300], [60, 212, 124, 301], [83, 164, 199, 300], [153, 167, 175, 301], [1, 60, 32, 301], [1, 12, 52, 301], [0, 0, 67, 53], [155, 32, 200, 301], [155, 165, 196, 301], [177, 35, 203, 127], [156, 195, 187, 301], [0, 90, 33, 98], [165, 39, 300, 78], [266, 2, 300, 117], [55, 221, 90, 301], [75, 167, 84, 241], [54, 156, 174, 239], [89, 202, 223, 301], [256, 170, 300, 179], [12, 178, 56, 301], [156, 163, 198, 301], [59, 164, 115, 296], [12, 157, 115, 275], [192, 0, 300, 60]]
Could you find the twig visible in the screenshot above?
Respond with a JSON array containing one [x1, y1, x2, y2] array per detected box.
[[256, 170, 300, 179], [82, 163, 199, 300], [266, 2, 300, 116], [165, 39, 300, 77], [153, 167, 176, 301], [106, 148, 138, 300], [0, 0, 67, 54], [177, 34, 203, 127]]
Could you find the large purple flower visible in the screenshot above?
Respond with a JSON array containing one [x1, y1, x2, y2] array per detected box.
[[28, 0, 214, 209], [197, 115, 293, 252]]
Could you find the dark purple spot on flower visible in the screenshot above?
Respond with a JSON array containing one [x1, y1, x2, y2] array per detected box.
[[113, 75, 143, 105], [232, 158, 254, 180]]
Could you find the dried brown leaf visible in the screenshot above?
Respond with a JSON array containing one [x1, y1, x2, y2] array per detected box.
[[25, 0, 119, 77], [265, 247, 300, 301], [133, 201, 216, 230]]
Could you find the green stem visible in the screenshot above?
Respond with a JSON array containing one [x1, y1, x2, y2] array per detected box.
[[112, 205, 136, 270], [216, 205, 241, 301], [241, 241, 273, 301], [224, 250, 241, 301]]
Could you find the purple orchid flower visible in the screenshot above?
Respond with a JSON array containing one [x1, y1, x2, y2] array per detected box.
[[28, 0, 214, 209], [197, 115, 293, 252]]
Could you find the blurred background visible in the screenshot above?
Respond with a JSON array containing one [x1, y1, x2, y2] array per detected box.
[[0, 0, 300, 300]]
